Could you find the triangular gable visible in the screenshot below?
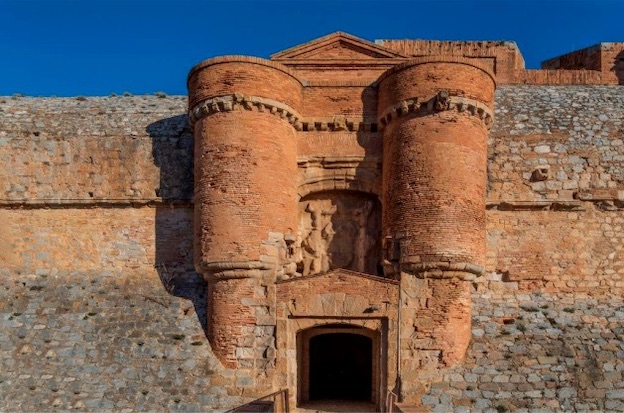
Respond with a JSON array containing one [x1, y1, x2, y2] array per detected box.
[[271, 32, 407, 61]]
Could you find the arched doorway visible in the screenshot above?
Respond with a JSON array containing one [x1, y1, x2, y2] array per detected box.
[[309, 333, 372, 400], [297, 325, 380, 407]]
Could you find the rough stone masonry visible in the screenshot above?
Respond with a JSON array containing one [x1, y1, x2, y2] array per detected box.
[[1, 32, 624, 412]]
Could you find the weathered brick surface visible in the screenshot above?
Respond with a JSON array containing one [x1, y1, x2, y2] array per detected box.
[[302, 85, 376, 118], [297, 131, 381, 159], [378, 39, 523, 84], [374, 60, 496, 399], [189, 58, 302, 373], [379, 58, 495, 269], [187, 57, 302, 111], [2, 32, 624, 412], [193, 110, 298, 268]]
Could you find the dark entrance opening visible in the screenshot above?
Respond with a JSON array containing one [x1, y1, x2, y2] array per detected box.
[[309, 333, 373, 401]]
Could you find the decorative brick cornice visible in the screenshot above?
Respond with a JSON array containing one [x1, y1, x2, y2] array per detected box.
[[276, 268, 399, 285], [378, 91, 494, 130], [402, 261, 484, 280], [296, 116, 377, 132], [188, 94, 301, 126], [190, 92, 493, 131], [199, 260, 273, 280], [486, 198, 624, 211], [189, 94, 380, 132]]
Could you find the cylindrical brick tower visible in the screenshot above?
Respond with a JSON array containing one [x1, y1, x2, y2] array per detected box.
[[188, 57, 302, 375], [377, 57, 495, 401]]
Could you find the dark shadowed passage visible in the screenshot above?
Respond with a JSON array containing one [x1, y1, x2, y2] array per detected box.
[[309, 333, 373, 401]]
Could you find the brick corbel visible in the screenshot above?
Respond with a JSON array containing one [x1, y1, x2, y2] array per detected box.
[[378, 92, 494, 130]]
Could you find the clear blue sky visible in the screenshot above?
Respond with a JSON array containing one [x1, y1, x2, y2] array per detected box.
[[1, 0, 622, 96]]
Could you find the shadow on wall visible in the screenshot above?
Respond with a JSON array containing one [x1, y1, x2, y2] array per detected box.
[[296, 85, 385, 277], [146, 114, 209, 334], [614, 51, 624, 85], [354, 85, 384, 276]]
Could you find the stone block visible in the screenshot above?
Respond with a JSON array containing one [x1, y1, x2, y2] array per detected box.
[[607, 390, 624, 399]]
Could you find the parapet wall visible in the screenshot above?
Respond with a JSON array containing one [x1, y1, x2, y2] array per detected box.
[[378, 39, 624, 85], [378, 39, 523, 84], [542, 42, 624, 85], [511, 69, 606, 85]]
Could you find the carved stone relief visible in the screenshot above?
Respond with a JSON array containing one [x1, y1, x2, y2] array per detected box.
[[295, 191, 381, 277]]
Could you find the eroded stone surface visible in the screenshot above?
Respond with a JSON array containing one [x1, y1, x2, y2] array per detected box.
[[296, 192, 381, 277]]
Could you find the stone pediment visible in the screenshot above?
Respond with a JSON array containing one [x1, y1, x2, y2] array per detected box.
[[276, 269, 399, 319], [277, 268, 398, 286], [271, 32, 407, 62]]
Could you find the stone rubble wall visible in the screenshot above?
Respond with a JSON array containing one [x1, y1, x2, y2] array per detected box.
[[0, 270, 245, 412], [0, 95, 192, 203], [489, 86, 624, 203], [486, 85, 624, 294], [1, 86, 624, 411], [419, 290, 624, 413], [3, 87, 623, 207], [0, 207, 194, 274], [2, 272, 623, 412]]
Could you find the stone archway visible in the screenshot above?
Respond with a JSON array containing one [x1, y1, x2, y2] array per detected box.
[[275, 270, 399, 411], [297, 325, 380, 405]]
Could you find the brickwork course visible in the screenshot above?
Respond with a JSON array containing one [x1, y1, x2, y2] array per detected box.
[[2, 32, 624, 412]]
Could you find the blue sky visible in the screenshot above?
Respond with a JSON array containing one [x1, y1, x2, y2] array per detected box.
[[1, 0, 622, 96]]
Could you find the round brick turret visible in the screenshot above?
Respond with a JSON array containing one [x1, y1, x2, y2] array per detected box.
[[188, 57, 302, 371], [378, 57, 495, 396], [378, 56, 495, 277]]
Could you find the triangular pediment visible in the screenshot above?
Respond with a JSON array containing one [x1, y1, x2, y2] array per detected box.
[[276, 268, 399, 285], [271, 32, 407, 61]]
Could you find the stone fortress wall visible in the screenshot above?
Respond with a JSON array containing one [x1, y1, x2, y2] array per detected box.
[[2, 33, 624, 412]]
